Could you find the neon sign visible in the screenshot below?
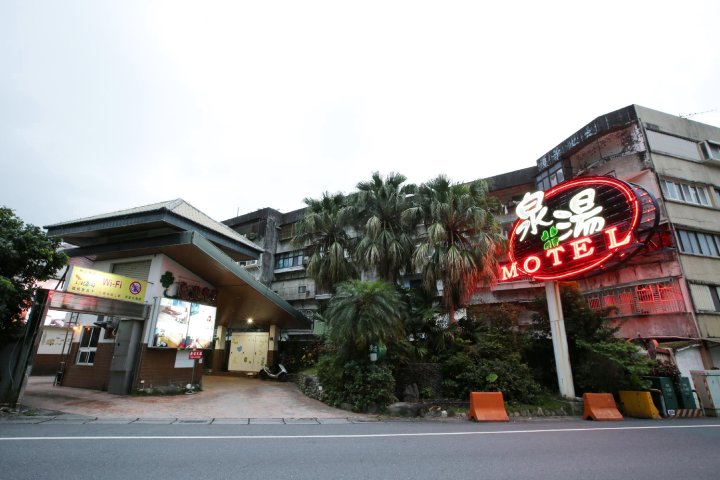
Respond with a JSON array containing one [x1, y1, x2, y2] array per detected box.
[[500, 176, 659, 281]]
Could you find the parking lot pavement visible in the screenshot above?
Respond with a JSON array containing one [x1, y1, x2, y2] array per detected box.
[[10, 375, 366, 421]]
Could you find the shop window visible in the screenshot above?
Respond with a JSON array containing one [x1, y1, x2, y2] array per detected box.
[[76, 326, 101, 365]]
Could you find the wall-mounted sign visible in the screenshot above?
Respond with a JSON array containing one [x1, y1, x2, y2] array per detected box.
[[500, 176, 659, 282], [151, 298, 216, 349], [65, 266, 147, 304], [166, 281, 217, 305]]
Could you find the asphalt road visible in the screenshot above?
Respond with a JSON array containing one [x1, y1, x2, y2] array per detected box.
[[2, 418, 719, 480]]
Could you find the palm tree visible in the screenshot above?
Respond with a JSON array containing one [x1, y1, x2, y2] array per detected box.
[[325, 280, 406, 362], [292, 192, 357, 293], [353, 172, 417, 284], [404, 175, 505, 323]]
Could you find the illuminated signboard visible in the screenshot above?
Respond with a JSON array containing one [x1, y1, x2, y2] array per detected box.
[[151, 298, 216, 349], [65, 266, 147, 304], [501, 176, 659, 282]]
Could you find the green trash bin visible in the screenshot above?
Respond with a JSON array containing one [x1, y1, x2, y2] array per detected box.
[[646, 376, 679, 416], [677, 377, 697, 409]]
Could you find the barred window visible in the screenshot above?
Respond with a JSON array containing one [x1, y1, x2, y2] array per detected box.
[[584, 279, 685, 317]]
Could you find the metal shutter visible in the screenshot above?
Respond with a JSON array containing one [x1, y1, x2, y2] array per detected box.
[[112, 260, 152, 281], [689, 283, 714, 311]]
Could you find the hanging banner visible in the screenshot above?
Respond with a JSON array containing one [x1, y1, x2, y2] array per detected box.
[[65, 266, 147, 304], [500, 176, 659, 282]]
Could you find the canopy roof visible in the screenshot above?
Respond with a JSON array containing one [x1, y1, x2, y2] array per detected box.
[[45, 201, 309, 329]]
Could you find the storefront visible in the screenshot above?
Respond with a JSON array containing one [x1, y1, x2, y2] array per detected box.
[[37, 199, 309, 394]]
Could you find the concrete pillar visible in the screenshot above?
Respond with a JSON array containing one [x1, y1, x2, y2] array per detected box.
[[267, 324, 279, 366], [546, 281, 576, 399]]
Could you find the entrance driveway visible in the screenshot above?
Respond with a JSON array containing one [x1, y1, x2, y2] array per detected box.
[[19, 376, 362, 420]]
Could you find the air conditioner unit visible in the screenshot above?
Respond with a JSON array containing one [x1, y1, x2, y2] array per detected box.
[[700, 141, 720, 165]]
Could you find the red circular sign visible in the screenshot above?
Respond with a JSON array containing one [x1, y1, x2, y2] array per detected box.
[[503, 176, 658, 281]]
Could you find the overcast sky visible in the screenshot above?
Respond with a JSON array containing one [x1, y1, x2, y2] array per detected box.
[[2, 1, 719, 228]]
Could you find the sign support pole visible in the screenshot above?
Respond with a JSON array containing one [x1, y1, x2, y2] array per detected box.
[[545, 281, 576, 399]]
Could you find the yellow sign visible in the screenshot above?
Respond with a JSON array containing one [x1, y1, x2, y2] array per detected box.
[[65, 266, 147, 304]]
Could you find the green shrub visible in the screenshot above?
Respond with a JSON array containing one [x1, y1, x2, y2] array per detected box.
[[526, 283, 655, 395], [441, 351, 541, 403], [317, 356, 397, 412]]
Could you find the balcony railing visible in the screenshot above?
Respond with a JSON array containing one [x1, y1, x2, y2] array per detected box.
[[585, 279, 686, 318]]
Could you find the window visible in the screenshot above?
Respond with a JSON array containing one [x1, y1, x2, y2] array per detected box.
[[689, 283, 720, 312], [700, 140, 720, 162], [298, 285, 307, 294], [646, 130, 702, 161], [274, 250, 304, 269], [676, 229, 720, 257], [660, 179, 711, 206], [279, 223, 296, 241], [76, 326, 101, 365], [536, 164, 566, 190]]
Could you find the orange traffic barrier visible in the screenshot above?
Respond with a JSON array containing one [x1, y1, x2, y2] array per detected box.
[[468, 392, 509, 422], [582, 393, 623, 421]]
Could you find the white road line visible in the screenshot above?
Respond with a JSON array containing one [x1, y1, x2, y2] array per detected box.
[[1, 424, 719, 441]]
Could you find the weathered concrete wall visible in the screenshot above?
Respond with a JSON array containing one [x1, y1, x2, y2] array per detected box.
[[680, 256, 720, 284]]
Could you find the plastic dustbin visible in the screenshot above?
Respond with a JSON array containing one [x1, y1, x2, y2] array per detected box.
[[645, 376, 679, 416], [677, 376, 698, 409]]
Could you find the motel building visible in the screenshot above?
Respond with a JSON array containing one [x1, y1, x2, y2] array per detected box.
[[488, 105, 720, 379], [33, 199, 309, 394]]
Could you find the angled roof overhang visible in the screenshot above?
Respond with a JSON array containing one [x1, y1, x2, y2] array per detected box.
[[46, 201, 309, 330], [57, 231, 309, 330], [45, 199, 263, 261]]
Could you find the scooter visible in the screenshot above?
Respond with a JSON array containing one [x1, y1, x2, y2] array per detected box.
[[259, 363, 288, 381]]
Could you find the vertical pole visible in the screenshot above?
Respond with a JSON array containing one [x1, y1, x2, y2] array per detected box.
[[191, 358, 196, 386], [545, 281, 576, 399]]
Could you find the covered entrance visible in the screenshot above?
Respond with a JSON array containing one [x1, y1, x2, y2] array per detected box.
[[40, 199, 310, 396], [42, 290, 150, 395]]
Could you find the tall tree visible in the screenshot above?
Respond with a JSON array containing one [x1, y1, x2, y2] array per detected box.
[[325, 279, 406, 362], [404, 176, 505, 323], [292, 192, 357, 293], [0, 207, 67, 343], [353, 172, 417, 284]]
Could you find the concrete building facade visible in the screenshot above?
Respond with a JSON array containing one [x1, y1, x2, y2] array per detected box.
[[531, 105, 720, 371], [221, 105, 720, 375]]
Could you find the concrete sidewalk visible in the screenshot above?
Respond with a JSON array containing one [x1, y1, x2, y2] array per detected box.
[[8, 375, 369, 422]]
